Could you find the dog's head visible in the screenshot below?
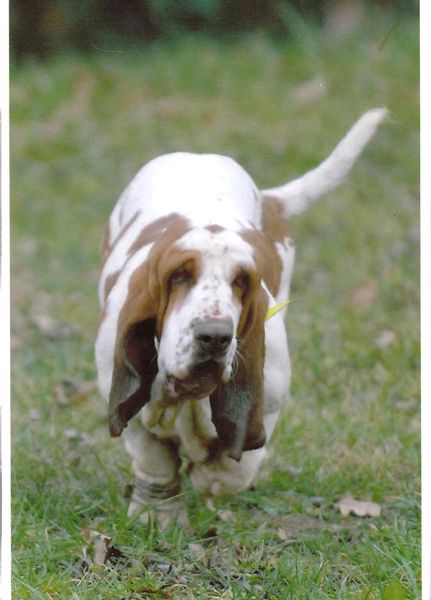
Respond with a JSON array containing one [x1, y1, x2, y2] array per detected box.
[[108, 215, 282, 460]]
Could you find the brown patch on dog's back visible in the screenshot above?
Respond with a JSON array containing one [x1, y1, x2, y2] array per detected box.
[[261, 195, 291, 246], [241, 227, 283, 297]]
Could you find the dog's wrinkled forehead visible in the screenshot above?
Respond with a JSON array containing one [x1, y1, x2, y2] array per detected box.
[[177, 227, 256, 277]]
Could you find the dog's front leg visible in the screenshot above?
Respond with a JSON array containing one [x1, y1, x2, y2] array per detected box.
[[123, 418, 189, 529]]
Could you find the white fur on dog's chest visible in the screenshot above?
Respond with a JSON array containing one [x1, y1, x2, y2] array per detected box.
[[139, 396, 217, 463]]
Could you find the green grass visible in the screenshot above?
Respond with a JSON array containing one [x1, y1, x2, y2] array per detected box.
[[11, 11, 419, 600]]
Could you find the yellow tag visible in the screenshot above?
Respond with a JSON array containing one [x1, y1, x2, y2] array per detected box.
[[265, 300, 289, 321]]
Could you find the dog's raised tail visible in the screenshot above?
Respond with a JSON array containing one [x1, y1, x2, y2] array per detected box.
[[261, 108, 388, 218]]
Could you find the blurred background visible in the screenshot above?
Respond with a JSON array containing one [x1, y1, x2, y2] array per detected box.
[[11, 0, 418, 60]]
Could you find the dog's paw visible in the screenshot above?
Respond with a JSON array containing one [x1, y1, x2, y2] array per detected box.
[[129, 501, 190, 531], [128, 479, 190, 530], [189, 448, 265, 497]]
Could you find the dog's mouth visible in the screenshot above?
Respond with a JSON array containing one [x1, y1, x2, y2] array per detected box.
[[164, 360, 222, 400]]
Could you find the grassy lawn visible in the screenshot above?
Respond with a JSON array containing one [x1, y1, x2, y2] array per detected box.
[[11, 11, 419, 600]]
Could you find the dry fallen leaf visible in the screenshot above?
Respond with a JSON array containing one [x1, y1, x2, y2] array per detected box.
[[31, 314, 76, 340], [338, 495, 381, 518], [81, 527, 112, 565], [81, 527, 128, 567], [54, 378, 97, 406], [345, 279, 379, 310]]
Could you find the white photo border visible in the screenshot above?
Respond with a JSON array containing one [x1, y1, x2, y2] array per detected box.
[[421, 0, 430, 598], [1, 1, 11, 599]]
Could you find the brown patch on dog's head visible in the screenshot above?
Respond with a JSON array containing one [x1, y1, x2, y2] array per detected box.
[[261, 195, 291, 246], [108, 215, 194, 436], [128, 213, 183, 256]]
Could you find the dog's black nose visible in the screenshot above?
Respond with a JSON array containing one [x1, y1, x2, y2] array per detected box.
[[194, 320, 234, 356]]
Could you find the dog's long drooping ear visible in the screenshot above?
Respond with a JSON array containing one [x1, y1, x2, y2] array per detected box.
[[210, 286, 268, 462], [108, 265, 159, 437], [107, 217, 192, 437], [108, 316, 158, 437]]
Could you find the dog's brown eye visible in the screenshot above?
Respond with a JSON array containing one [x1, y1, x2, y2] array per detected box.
[[233, 273, 250, 291], [170, 268, 192, 286]]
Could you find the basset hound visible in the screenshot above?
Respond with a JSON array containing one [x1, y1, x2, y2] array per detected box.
[[95, 109, 386, 528]]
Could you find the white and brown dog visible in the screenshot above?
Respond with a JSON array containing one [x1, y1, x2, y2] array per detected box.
[[95, 109, 386, 527]]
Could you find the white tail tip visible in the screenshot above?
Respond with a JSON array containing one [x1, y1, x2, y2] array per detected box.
[[261, 108, 388, 217]]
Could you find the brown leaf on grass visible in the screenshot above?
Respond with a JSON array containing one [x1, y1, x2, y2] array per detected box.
[[81, 527, 128, 567], [31, 314, 77, 340], [338, 495, 381, 518], [54, 377, 97, 406], [345, 279, 379, 310], [81, 527, 112, 565]]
